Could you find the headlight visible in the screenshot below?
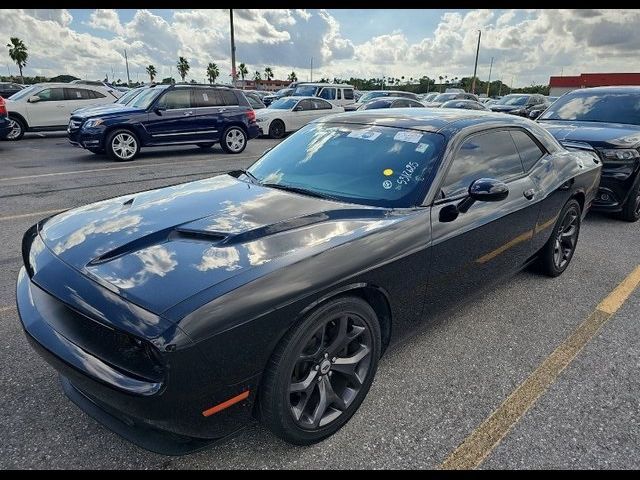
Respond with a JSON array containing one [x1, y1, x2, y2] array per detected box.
[[598, 148, 640, 161], [83, 118, 104, 128]]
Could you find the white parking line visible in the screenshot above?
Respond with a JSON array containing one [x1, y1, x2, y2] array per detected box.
[[0, 209, 66, 222], [0, 154, 259, 182]]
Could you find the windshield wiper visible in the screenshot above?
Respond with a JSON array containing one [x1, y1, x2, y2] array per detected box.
[[230, 169, 261, 185], [261, 183, 336, 201]]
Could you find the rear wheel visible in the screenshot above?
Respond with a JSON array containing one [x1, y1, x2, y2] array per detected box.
[[535, 199, 581, 277], [260, 296, 381, 445], [220, 126, 247, 154], [5, 117, 25, 141], [618, 179, 640, 222], [268, 120, 285, 139], [106, 129, 140, 161]]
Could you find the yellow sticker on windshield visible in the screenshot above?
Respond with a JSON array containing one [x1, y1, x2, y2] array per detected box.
[[383, 168, 394, 176]]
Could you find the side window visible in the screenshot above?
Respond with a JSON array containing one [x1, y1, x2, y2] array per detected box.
[[312, 99, 332, 110], [297, 99, 313, 111], [344, 88, 354, 100], [337, 89, 342, 100], [408, 100, 423, 108], [35, 88, 65, 102], [442, 130, 525, 198], [65, 88, 93, 100], [319, 88, 336, 100], [394, 100, 411, 108], [91, 90, 106, 99], [157, 89, 192, 109], [220, 90, 239, 106], [510, 130, 546, 171], [246, 96, 261, 109], [193, 89, 223, 107]]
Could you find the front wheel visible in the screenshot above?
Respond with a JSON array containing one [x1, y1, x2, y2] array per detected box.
[[268, 120, 285, 139], [618, 179, 640, 222], [220, 126, 247, 154], [5, 117, 25, 141], [259, 296, 381, 445], [106, 129, 140, 162], [535, 199, 582, 277]]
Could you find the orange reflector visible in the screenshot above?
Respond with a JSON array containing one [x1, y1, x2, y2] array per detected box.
[[202, 390, 250, 417]]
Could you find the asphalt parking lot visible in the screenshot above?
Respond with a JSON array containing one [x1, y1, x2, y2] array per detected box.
[[0, 133, 639, 469]]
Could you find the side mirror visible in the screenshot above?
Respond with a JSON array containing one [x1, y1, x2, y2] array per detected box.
[[293, 105, 303, 111], [28, 96, 40, 103], [529, 109, 542, 119], [153, 106, 166, 115], [457, 178, 509, 214]]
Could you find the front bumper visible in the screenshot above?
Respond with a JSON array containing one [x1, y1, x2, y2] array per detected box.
[[16, 238, 259, 453], [247, 122, 261, 140], [0, 117, 11, 139], [67, 127, 104, 149], [590, 161, 639, 213]]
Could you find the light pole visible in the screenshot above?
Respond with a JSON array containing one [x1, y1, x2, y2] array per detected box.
[[310, 57, 313, 82], [471, 29, 481, 94], [486, 56, 494, 97], [230, 9, 237, 87]]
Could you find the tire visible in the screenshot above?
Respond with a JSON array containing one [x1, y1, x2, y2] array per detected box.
[[105, 129, 140, 162], [5, 117, 25, 141], [220, 126, 247, 154], [87, 147, 104, 154], [268, 120, 285, 139], [535, 199, 582, 277], [618, 178, 640, 223], [197, 143, 215, 149], [260, 296, 381, 445]]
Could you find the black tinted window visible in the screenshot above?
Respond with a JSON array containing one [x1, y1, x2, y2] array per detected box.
[[90, 90, 106, 99], [319, 88, 336, 100], [65, 88, 93, 100], [443, 130, 524, 197], [539, 91, 640, 125], [157, 89, 192, 109], [193, 89, 223, 107], [312, 99, 332, 110], [220, 90, 239, 105], [246, 96, 262, 108], [393, 100, 411, 108], [297, 99, 313, 111], [35, 88, 64, 102], [510, 130, 545, 171], [344, 89, 354, 100]]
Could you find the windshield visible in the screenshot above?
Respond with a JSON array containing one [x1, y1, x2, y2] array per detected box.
[[293, 85, 319, 96], [539, 91, 640, 125], [269, 98, 299, 110], [247, 123, 445, 208], [274, 88, 292, 96], [433, 93, 458, 103], [127, 86, 167, 109], [116, 88, 143, 105], [8, 85, 39, 101], [496, 95, 528, 106], [359, 92, 388, 103]]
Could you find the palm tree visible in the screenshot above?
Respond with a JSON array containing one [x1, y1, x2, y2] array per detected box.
[[438, 75, 444, 93], [288, 71, 298, 82], [176, 56, 190, 82], [145, 65, 157, 83], [206, 63, 219, 84], [253, 71, 261, 81], [238, 63, 248, 86], [6, 37, 28, 84], [264, 67, 274, 81]]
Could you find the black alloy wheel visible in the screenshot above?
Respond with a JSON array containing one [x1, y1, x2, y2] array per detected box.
[[268, 120, 285, 139], [535, 198, 581, 277], [260, 296, 381, 445]]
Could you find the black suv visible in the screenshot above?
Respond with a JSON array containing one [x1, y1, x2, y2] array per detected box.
[[538, 86, 640, 222], [68, 84, 260, 161], [0, 82, 24, 99], [490, 94, 548, 117]]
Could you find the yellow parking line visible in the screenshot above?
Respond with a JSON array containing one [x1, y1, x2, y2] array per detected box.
[[439, 264, 640, 470], [0, 209, 66, 222], [0, 154, 258, 182]]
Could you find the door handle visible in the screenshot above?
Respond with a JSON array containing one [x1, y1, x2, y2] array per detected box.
[[183, 111, 193, 116], [523, 189, 535, 200]]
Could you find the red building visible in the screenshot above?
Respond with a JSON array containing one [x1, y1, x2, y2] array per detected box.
[[237, 79, 290, 92], [549, 73, 640, 96]]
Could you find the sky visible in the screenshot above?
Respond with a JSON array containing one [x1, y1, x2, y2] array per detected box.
[[2, 9, 639, 87]]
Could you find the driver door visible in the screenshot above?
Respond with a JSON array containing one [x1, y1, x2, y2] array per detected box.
[[25, 87, 66, 127], [426, 128, 541, 313]]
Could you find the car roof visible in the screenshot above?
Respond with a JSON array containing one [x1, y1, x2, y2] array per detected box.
[[317, 108, 535, 133]]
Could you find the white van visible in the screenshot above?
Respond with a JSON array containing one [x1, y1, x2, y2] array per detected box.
[[291, 83, 355, 107]]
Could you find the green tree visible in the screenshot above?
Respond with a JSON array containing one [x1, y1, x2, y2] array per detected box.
[[145, 65, 157, 83], [264, 66, 274, 81], [253, 71, 261, 81], [6, 37, 28, 84], [287, 71, 298, 82], [176, 56, 190, 82], [206, 62, 219, 84], [238, 63, 248, 84]]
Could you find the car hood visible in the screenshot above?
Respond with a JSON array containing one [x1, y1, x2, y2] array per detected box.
[[538, 120, 640, 149], [255, 108, 286, 118], [73, 104, 145, 119], [490, 104, 521, 112], [39, 175, 392, 315]]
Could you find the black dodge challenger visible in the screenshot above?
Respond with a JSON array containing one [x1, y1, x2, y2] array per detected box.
[[17, 109, 602, 454]]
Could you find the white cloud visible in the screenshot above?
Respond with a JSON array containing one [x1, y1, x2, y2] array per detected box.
[[2, 9, 639, 87]]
